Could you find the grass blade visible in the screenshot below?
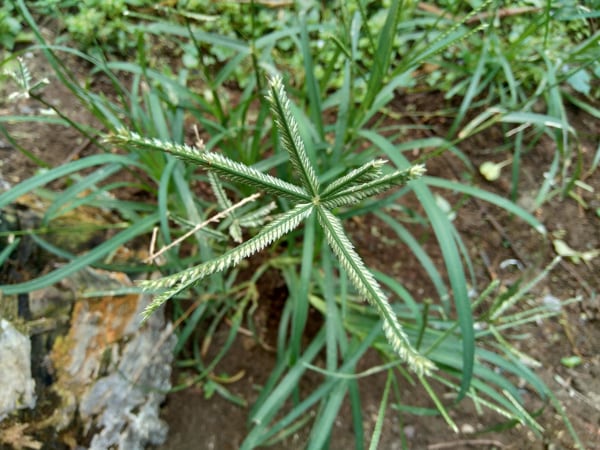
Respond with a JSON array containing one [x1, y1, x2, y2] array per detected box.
[[0, 213, 158, 295], [0, 154, 143, 208], [359, 0, 401, 117], [423, 176, 546, 234], [299, 13, 324, 139], [368, 371, 392, 450]]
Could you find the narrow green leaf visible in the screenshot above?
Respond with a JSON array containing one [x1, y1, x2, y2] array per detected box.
[[348, 378, 365, 450], [246, 328, 326, 431], [157, 157, 179, 257], [299, 13, 324, 138], [43, 163, 123, 222], [245, 324, 380, 448], [318, 246, 346, 368], [501, 111, 575, 134], [447, 39, 489, 137], [361, 130, 473, 398], [0, 154, 142, 209], [0, 237, 20, 267], [290, 211, 316, 363], [360, 0, 401, 115], [0, 213, 158, 295], [307, 381, 348, 450], [368, 372, 392, 450], [423, 176, 546, 235], [0, 115, 69, 126], [331, 60, 352, 162], [144, 22, 250, 54], [375, 213, 449, 311]]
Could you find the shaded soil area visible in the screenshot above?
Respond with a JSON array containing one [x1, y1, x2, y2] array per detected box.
[[1, 52, 599, 450]]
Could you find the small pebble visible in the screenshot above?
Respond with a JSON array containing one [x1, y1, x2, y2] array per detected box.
[[542, 294, 562, 312], [460, 423, 475, 434]]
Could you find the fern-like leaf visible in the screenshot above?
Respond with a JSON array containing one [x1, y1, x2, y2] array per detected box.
[[105, 130, 311, 202], [238, 202, 277, 227], [267, 75, 320, 196], [320, 159, 386, 197], [315, 205, 434, 376], [321, 164, 426, 209], [140, 203, 314, 319]]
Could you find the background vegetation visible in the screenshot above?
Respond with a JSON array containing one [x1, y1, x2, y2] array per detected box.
[[1, 0, 598, 448]]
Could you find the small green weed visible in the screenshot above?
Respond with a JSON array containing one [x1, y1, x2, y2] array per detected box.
[[0, 3, 24, 50]]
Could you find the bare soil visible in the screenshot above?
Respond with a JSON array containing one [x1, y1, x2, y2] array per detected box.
[[1, 53, 598, 450]]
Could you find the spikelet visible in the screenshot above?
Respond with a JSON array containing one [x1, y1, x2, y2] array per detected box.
[[266, 75, 320, 196], [140, 203, 314, 319], [105, 129, 310, 201], [316, 206, 435, 376]]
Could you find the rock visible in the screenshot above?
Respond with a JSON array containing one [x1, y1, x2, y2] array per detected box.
[[77, 295, 174, 450], [460, 423, 475, 434], [0, 319, 36, 421], [49, 269, 176, 450]]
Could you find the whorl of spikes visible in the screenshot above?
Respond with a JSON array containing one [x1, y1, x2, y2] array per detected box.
[[105, 76, 432, 375]]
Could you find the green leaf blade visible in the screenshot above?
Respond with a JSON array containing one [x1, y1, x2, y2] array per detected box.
[[361, 129, 474, 397]]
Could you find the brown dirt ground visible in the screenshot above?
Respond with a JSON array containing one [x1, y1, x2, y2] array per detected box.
[[1, 52, 599, 450]]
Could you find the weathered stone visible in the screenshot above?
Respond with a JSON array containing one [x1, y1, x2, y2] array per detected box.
[[49, 269, 175, 450], [0, 319, 36, 421]]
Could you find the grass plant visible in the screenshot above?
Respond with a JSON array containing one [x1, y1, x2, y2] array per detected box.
[[0, 0, 596, 448], [106, 76, 434, 376]]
